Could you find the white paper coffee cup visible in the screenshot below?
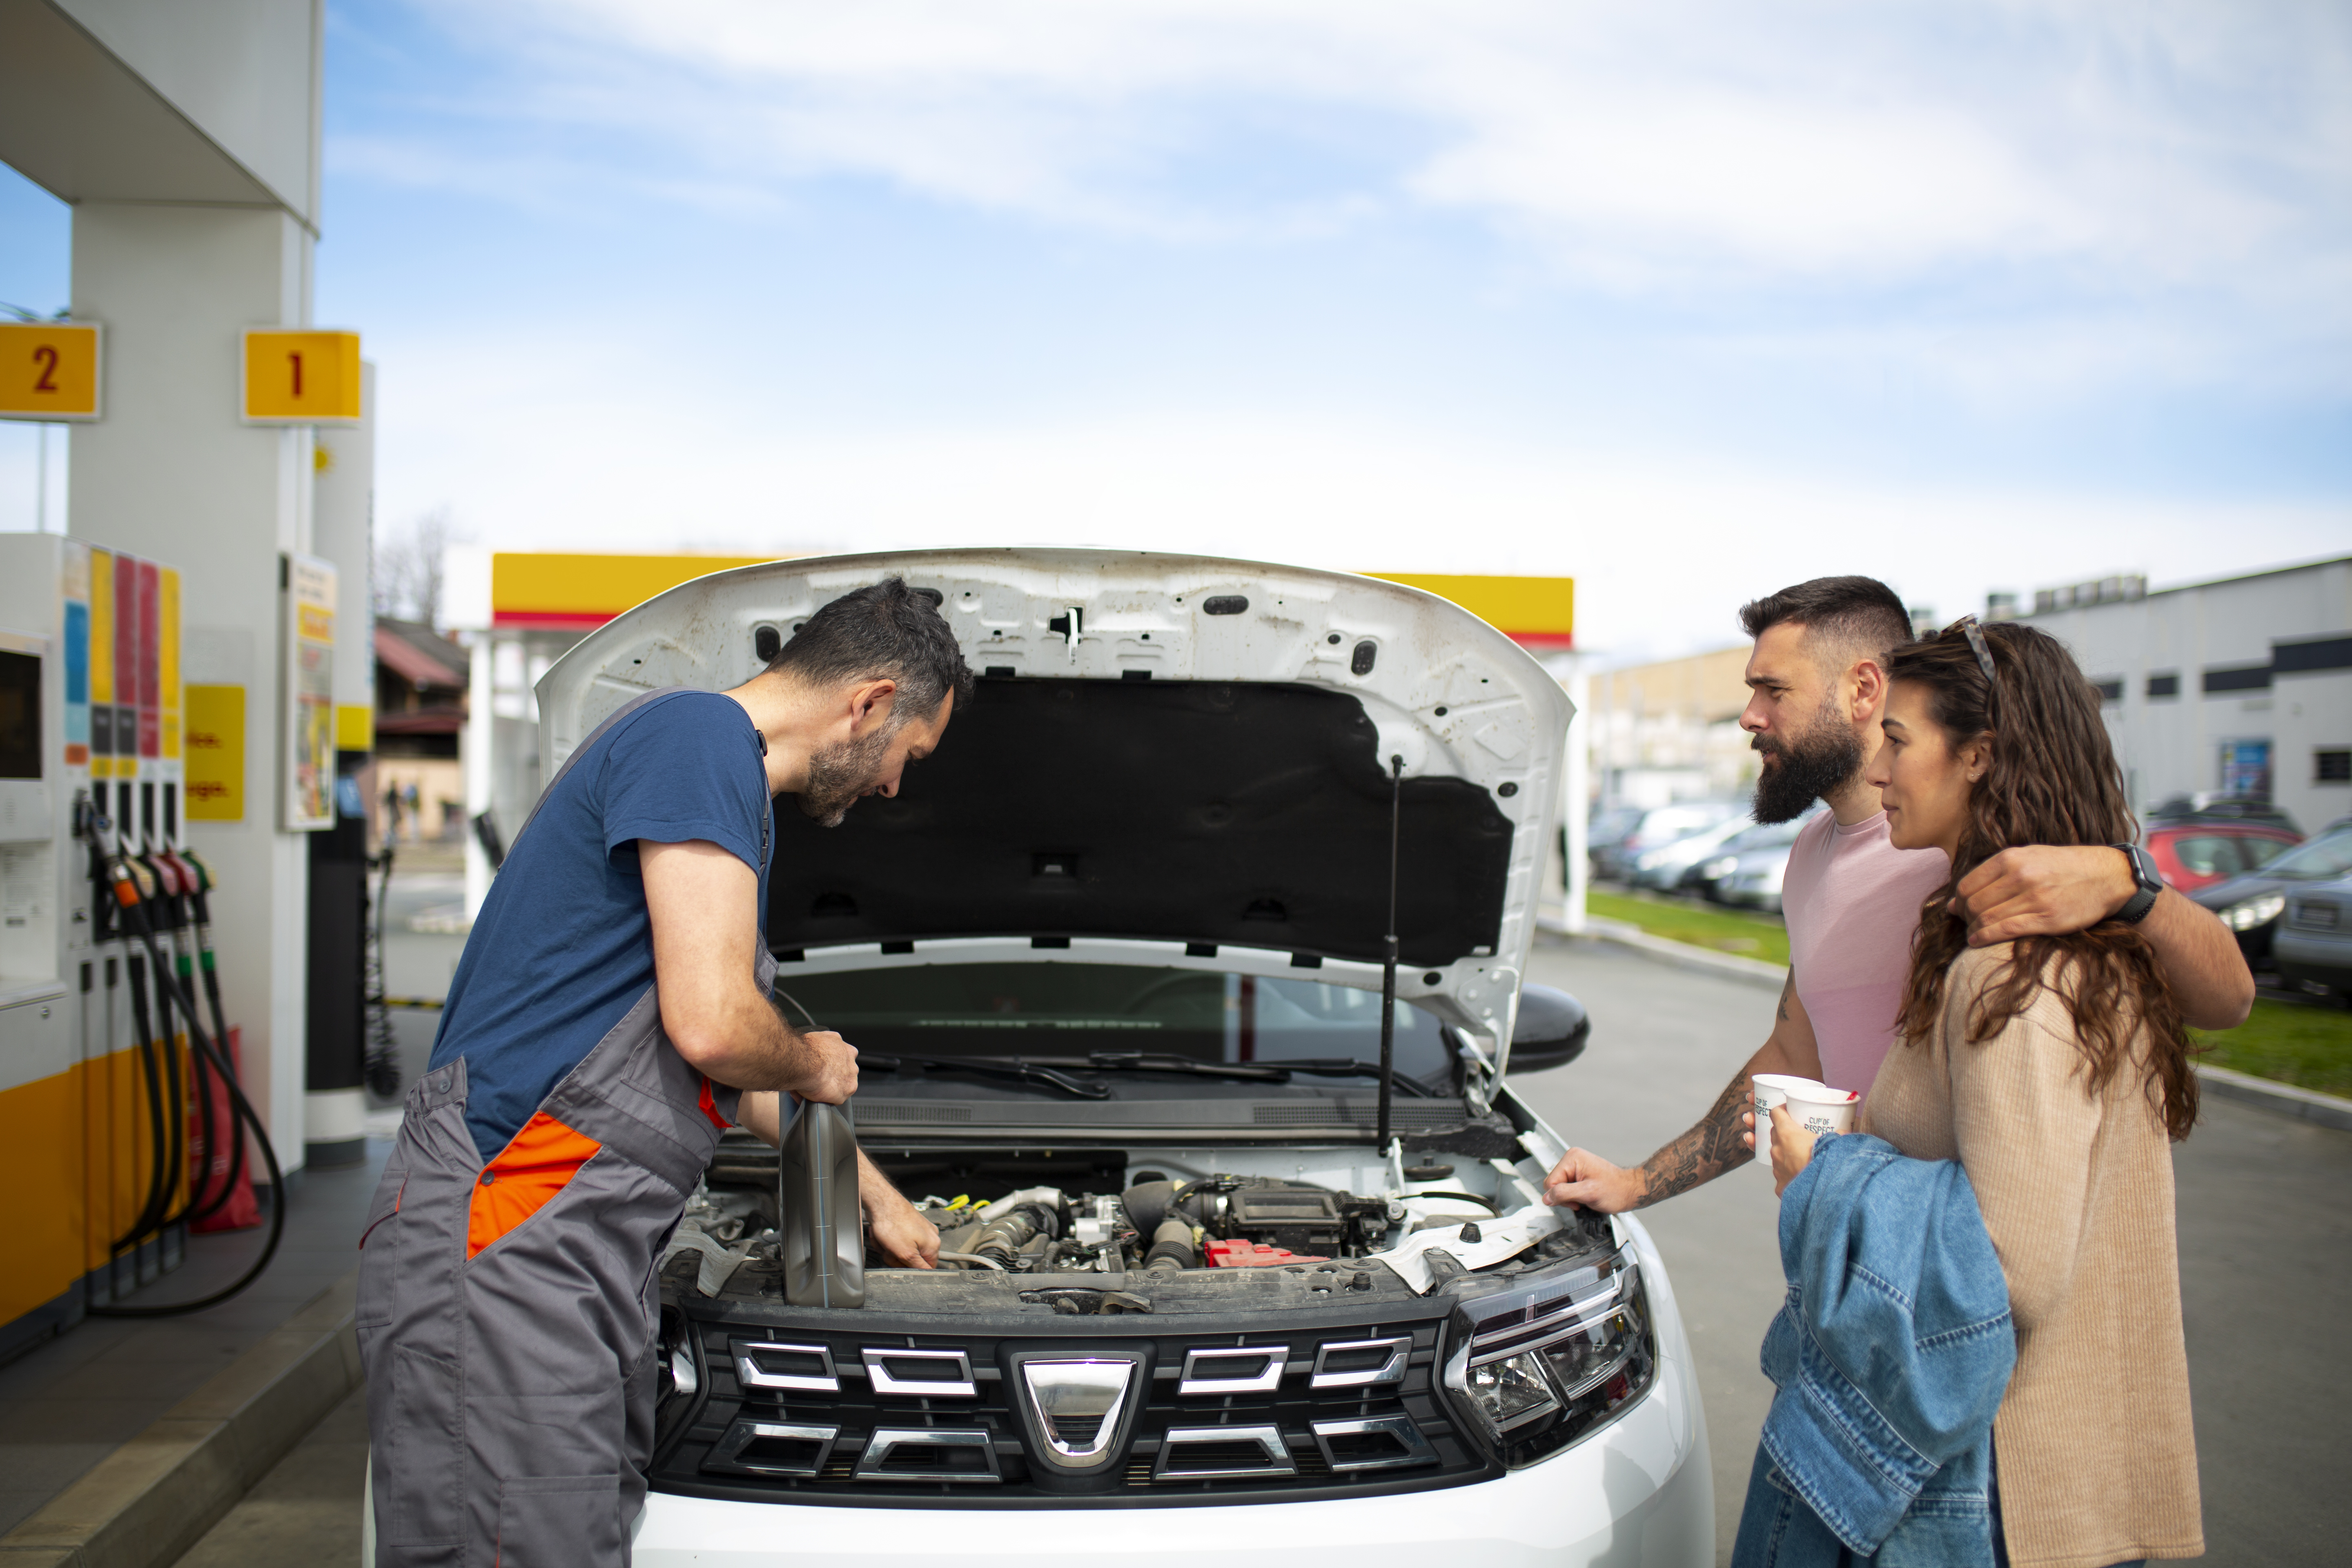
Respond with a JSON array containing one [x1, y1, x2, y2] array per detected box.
[[1781, 1080, 1860, 1143], [1751, 1074, 1820, 1168]]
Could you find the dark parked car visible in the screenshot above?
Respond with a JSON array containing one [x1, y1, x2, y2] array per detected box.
[[2274, 875, 2352, 1003], [2190, 826, 2352, 970]]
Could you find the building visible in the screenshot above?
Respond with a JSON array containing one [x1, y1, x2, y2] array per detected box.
[[373, 617, 468, 842], [2011, 556, 2352, 835], [1585, 645, 1757, 809]]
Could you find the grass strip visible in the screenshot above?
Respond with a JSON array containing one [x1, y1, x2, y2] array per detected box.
[[1587, 890, 1792, 969], [2194, 997, 2352, 1101]]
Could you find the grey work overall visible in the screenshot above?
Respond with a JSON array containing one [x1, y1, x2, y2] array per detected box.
[[356, 691, 773, 1566]]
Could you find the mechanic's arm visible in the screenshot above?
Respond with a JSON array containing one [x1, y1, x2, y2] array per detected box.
[[1954, 845, 2254, 1030], [641, 839, 860, 1098], [1544, 971, 1824, 1213], [737, 1093, 940, 1270]]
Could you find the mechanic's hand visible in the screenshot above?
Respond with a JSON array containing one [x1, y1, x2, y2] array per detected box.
[[1768, 1105, 1818, 1197], [1953, 844, 2134, 947], [791, 1029, 860, 1105], [866, 1189, 941, 1270], [1543, 1147, 1645, 1213]]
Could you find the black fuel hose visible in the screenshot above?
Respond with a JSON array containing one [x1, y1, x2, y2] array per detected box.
[[114, 951, 171, 1251], [88, 838, 286, 1319]]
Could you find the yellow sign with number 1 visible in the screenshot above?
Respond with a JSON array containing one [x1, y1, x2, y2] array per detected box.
[[0, 322, 102, 421], [243, 330, 363, 423]]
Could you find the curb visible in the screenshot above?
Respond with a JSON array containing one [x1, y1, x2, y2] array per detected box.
[[1541, 910, 1790, 992], [0, 1268, 362, 1568], [2197, 1063, 2352, 1133]]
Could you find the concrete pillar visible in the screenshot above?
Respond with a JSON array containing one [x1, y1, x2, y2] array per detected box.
[[67, 201, 317, 1175], [464, 631, 494, 921], [1562, 658, 1590, 935]]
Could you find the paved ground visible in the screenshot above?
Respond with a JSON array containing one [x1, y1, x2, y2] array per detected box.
[[1510, 933, 2352, 1567]]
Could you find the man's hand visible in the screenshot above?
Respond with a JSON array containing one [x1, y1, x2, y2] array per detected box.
[[1953, 845, 2130, 946], [859, 1152, 939, 1269], [791, 1029, 860, 1105], [1956, 843, 2254, 1029], [1544, 1146, 1647, 1213]]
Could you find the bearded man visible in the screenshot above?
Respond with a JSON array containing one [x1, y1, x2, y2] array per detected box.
[[357, 579, 965, 1566], [1546, 575, 2254, 1212]]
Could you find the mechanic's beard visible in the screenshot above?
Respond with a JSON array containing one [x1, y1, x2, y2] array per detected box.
[[1750, 699, 1864, 824], [796, 723, 898, 828]]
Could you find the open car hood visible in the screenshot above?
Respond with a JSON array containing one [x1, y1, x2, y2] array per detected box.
[[534, 549, 1572, 1059]]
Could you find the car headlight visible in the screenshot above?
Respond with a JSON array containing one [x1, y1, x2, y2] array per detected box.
[[2223, 893, 2285, 931], [1439, 1243, 1656, 1469], [1701, 855, 1738, 879]]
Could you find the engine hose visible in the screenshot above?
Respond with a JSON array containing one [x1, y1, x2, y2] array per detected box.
[[89, 845, 287, 1319], [1143, 1218, 1197, 1272], [973, 1203, 1056, 1266]]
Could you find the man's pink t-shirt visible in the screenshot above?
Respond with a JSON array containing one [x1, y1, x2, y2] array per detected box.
[[1780, 810, 1951, 1096]]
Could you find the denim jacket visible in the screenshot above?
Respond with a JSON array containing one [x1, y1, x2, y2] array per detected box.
[[1733, 1133, 2016, 1568]]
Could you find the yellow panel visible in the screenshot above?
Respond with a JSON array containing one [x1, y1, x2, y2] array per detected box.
[[90, 548, 113, 704], [1364, 572, 1575, 640], [0, 321, 101, 421], [242, 330, 363, 423], [0, 1068, 86, 1330], [186, 684, 246, 821], [335, 703, 374, 752], [493, 552, 779, 619], [159, 569, 181, 760]]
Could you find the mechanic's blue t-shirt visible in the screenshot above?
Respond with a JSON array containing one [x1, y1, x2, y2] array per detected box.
[[429, 690, 773, 1162]]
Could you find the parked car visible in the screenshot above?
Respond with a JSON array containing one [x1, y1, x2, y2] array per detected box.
[[2274, 875, 2352, 1003], [1584, 805, 1648, 873], [2144, 818, 2302, 894], [2146, 794, 2301, 835], [1629, 811, 1759, 892], [1696, 808, 1824, 912], [1592, 800, 1744, 882], [2274, 875, 2352, 1002], [385, 551, 1713, 1568], [2190, 825, 2352, 970]]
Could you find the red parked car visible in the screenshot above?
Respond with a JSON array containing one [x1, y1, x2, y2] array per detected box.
[[2145, 820, 2303, 893]]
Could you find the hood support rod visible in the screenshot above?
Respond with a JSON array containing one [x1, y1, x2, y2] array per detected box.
[[1377, 754, 1402, 1149]]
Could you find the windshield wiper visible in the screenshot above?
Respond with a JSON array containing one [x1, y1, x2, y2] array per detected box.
[[1278, 1059, 1441, 1098], [862, 1054, 1111, 1100], [1085, 1051, 1294, 1084]]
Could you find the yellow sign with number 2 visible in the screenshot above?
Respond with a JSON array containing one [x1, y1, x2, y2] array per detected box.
[[0, 322, 102, 421]]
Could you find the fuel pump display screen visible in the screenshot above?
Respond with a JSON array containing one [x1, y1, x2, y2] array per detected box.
[[0, 650, 38, 779]]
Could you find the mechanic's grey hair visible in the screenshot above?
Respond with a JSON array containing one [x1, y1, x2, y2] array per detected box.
[[766, 578, 975, 720], [1738, 575, 1913, 669]]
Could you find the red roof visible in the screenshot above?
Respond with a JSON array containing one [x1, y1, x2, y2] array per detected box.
[[376, 623, 467, 690]]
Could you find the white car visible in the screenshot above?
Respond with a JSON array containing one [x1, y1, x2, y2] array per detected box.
[[389, 550, 1714, 1566]]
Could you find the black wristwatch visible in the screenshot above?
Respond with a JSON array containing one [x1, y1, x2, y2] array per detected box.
[[2113, 843, 2162, 925]]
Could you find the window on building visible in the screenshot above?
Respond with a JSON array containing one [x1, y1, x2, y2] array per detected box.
[[2319, 749, 2352, 786], [2093, 678, 2123, 703], [2145, 672, 2179, 699]]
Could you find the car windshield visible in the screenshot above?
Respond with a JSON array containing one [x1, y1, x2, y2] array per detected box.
[[2263, 829, 2352, 882], [2169, 835, 2248, 878], [771, 962, 1457, 1082]]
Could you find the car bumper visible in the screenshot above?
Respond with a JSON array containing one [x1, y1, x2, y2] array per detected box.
[[631, 1221, 1713, 1568]]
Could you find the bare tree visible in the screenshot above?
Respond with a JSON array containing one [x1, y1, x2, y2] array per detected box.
[[374, 505, 459, 630]]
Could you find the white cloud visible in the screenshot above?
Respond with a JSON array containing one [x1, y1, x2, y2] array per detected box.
[[363, 0, 2352, 386]]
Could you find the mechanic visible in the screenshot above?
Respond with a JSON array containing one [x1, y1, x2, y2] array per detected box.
[[357, 578, 971, 1566], [1545, 574, 2254, 1214]]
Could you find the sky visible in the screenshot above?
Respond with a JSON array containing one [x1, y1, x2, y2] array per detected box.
[[4, 0, 2349, 662]]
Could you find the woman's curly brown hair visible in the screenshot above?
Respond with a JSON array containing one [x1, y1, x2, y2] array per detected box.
[[1888, 619, 2199, 1139]]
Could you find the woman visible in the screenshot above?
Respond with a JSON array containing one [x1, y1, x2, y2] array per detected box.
[[1771, 617, 2202, 1568]]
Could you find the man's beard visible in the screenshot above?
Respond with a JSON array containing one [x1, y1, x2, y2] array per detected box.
[[1750, 699, 1864, 824], [795, 723, 899, 828]]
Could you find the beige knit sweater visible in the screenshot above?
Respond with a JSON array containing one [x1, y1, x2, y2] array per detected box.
[[1858, 943, 2204, 1568]]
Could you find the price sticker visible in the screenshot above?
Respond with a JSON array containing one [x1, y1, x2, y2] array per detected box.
[[242, 330, 363, 424], [0, 322, 102, 421]]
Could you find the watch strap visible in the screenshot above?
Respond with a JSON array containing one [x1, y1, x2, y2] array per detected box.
[[2114, 843, 2160, 926]]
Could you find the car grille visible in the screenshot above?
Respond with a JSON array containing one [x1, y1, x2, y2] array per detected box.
[[652, 1314, 1496, 1508]]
